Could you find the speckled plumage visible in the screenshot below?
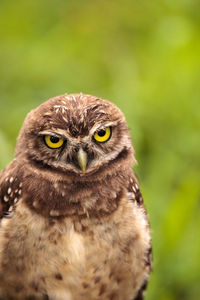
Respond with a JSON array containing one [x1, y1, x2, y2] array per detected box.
[[0, 94, 152, 300]]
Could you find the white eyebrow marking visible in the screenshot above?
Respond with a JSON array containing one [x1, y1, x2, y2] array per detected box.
[[89, 121, 118, 135], [38, 129, 69, 139]]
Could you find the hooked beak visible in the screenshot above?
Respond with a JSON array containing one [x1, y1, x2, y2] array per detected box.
[[77, 148, 88, 173]]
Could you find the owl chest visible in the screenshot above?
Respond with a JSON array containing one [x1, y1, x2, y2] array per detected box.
[[0, 201, 149, 300]]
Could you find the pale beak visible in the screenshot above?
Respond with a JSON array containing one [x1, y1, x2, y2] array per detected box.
[[77, 148, 88, 173]]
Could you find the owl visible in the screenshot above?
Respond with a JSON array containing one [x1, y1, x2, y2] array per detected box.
[[0, 94, 152, 300]]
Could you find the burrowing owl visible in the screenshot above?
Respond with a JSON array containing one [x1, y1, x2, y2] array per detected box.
[[0, 94, 152, 300]]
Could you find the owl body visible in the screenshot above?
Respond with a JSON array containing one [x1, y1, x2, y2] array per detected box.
[[0, 94, 151, 300]]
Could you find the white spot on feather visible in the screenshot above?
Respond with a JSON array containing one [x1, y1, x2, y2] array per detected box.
[[3, 196, 9, 202], [54, 105, 68, 110], [14, 198, 18, 203], [50, 210, 60, 217], [132, 186, 136, 193], [8, 206, 13, 212], [33, 201, 39, 208]]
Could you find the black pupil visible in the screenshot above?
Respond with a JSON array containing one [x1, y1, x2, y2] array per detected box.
[[50, 136, 60, 143], [98, 129, 106, 137]]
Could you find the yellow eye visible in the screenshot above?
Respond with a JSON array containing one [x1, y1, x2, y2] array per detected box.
[[44, 135, 64, 149], [93, 127, 112, 143]]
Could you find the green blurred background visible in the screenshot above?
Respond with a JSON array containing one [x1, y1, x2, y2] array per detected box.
[[0, 0, 200, 299]]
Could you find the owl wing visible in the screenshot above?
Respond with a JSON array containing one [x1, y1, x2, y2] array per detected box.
[[0, 160, 23, 221], [128, 173, 152, 300]]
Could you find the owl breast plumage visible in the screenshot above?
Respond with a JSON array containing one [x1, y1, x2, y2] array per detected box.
[[0, 94, 152, 300]]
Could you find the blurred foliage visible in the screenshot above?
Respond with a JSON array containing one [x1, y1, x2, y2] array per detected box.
[[0, 0, 200, 299]]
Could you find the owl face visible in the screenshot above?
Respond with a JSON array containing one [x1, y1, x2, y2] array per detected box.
[[16, 94, 134, 176]]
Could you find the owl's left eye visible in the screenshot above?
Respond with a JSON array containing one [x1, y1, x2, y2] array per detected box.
[[44, 135, 64, 149], [93, 127, 112, 143]]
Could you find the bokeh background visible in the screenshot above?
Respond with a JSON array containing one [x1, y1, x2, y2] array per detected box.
[[0, 0, 200, 299]]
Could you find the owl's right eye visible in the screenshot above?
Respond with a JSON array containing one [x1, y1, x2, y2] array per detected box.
[[44, 135, 64, 149]]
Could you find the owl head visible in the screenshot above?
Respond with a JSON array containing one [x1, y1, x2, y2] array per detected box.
[[15, 94, 135, 178]]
